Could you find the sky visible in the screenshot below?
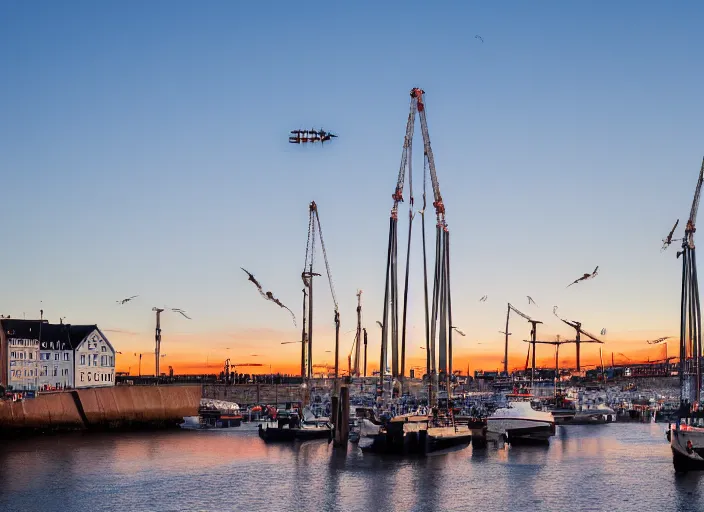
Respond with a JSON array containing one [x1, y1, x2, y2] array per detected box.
[[2, 1, 704, 376]]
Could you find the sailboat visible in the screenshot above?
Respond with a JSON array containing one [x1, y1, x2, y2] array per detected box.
[[667, 157, 704, 472]]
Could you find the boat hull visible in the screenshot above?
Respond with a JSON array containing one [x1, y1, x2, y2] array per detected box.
[[488, 418, 555, 444], [670, 427, 704, 473], [257, 423, 332, 442]]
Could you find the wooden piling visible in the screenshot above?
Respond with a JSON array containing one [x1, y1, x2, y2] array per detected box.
[[333, 385, 350, 446]]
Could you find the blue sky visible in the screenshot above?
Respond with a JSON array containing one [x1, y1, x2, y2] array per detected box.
[[2, 1, 704, 372]]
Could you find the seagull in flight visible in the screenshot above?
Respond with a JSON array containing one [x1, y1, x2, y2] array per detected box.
[[170, 308, 192, 320], [241, 267, 266, 297], [241, 267, 296, 326], [646, 336, 671, 345], [117, 295, 139, 305], [475, 35, 484, 43], [601, 328, 607, 336], [567, 266, 599, 288], [451, 326, 466, 337], [265, 291, 297, 326], [479, 295, 488, 302], [527, 296, 537, 306]]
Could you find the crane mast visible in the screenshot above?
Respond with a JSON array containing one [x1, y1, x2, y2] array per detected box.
[[506, 303, 541, 388], [557, 316, 603, 372], [678, 157, 704, 405], [379, 87, 453, 407], [503, 303, 539, 375], [302, 201, 340, 381]]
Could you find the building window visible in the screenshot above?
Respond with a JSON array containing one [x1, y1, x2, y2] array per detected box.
[[64, 353, 69, 361], [55, 353, 59, 361], [109, 356, 114, 366], [80, 372, 84, 382], [53, 367, 58, 377], [80, 354, 85, 365], [101, 346, 107, 352]]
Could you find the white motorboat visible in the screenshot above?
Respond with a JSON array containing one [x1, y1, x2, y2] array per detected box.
[[570, 403, 616, 424], [488, 400, 556, 444]]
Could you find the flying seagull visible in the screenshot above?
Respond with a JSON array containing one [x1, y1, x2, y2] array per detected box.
[[117, 295, 139, 305], [475, 35, 484, 43], [646, 336, 671, 345], [265, 291, 297, 326], [170, 308, 192, 320], [241, 267, 297, 326], [479, 295, 488, 302], [451, 326, 466, 336], [662, 219, 679, 251], [553, 306, 559, 317], [601, 328, 607, 336], [240, 267, 266, 297], [567, 266, 599, 288], [527, 296, 537, 306]]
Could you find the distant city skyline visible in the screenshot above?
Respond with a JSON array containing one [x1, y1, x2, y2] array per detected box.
[[2, 1, 703, 375]]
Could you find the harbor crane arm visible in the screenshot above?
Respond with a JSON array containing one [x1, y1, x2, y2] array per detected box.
[[558, 317, 604, 343], [685, 157, 704, 249], [391, 96, 417, 208], [413, 88, 444, 220], [508, 304, 537, 323]]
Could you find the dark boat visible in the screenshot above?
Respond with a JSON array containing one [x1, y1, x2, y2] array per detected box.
[[670, 425, 704, 472], [669, 405, 704, 472], [258, 408, 332, 443], [358, 409, 473, 455]]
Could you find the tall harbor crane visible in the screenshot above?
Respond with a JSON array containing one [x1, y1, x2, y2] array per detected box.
[[379, 88, 453, 405], [503, 303, 542, 377], [301, 201, 340, 381], [555, 316, 603, 372], [677, 157, 704, 404]]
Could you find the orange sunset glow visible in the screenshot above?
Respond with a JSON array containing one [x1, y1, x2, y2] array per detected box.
[[111, 326, 677, 376]]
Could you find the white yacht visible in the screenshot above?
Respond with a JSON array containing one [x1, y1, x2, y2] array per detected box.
[[571, 403, 616, 424], [488, 399, 556, 443]]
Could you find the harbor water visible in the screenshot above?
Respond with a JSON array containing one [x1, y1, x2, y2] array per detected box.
[[1, 423, 703, 512]]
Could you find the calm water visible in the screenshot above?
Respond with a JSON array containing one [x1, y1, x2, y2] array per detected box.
[[1, 423, 703, 512]]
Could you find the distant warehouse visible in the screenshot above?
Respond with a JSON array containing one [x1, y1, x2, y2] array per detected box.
[[0, 318, 116, 392]]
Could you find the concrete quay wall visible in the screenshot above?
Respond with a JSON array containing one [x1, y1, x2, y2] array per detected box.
[[0, 385, 201, 432]]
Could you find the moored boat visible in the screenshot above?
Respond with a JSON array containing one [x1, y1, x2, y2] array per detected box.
[[257, 407, 332, 442], [181, 399, 243, 430], [488, 398, 555, 444], [670, 424, 704, 472]]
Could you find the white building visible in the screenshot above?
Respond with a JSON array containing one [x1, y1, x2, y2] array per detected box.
[[72, 326, 116, 388], [0, 319, 42, 391], [1, 320, 116, 391], [38, 323, 74, 391]]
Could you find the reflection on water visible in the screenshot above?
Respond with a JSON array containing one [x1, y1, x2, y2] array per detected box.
[[0, 423, 703, 512]]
